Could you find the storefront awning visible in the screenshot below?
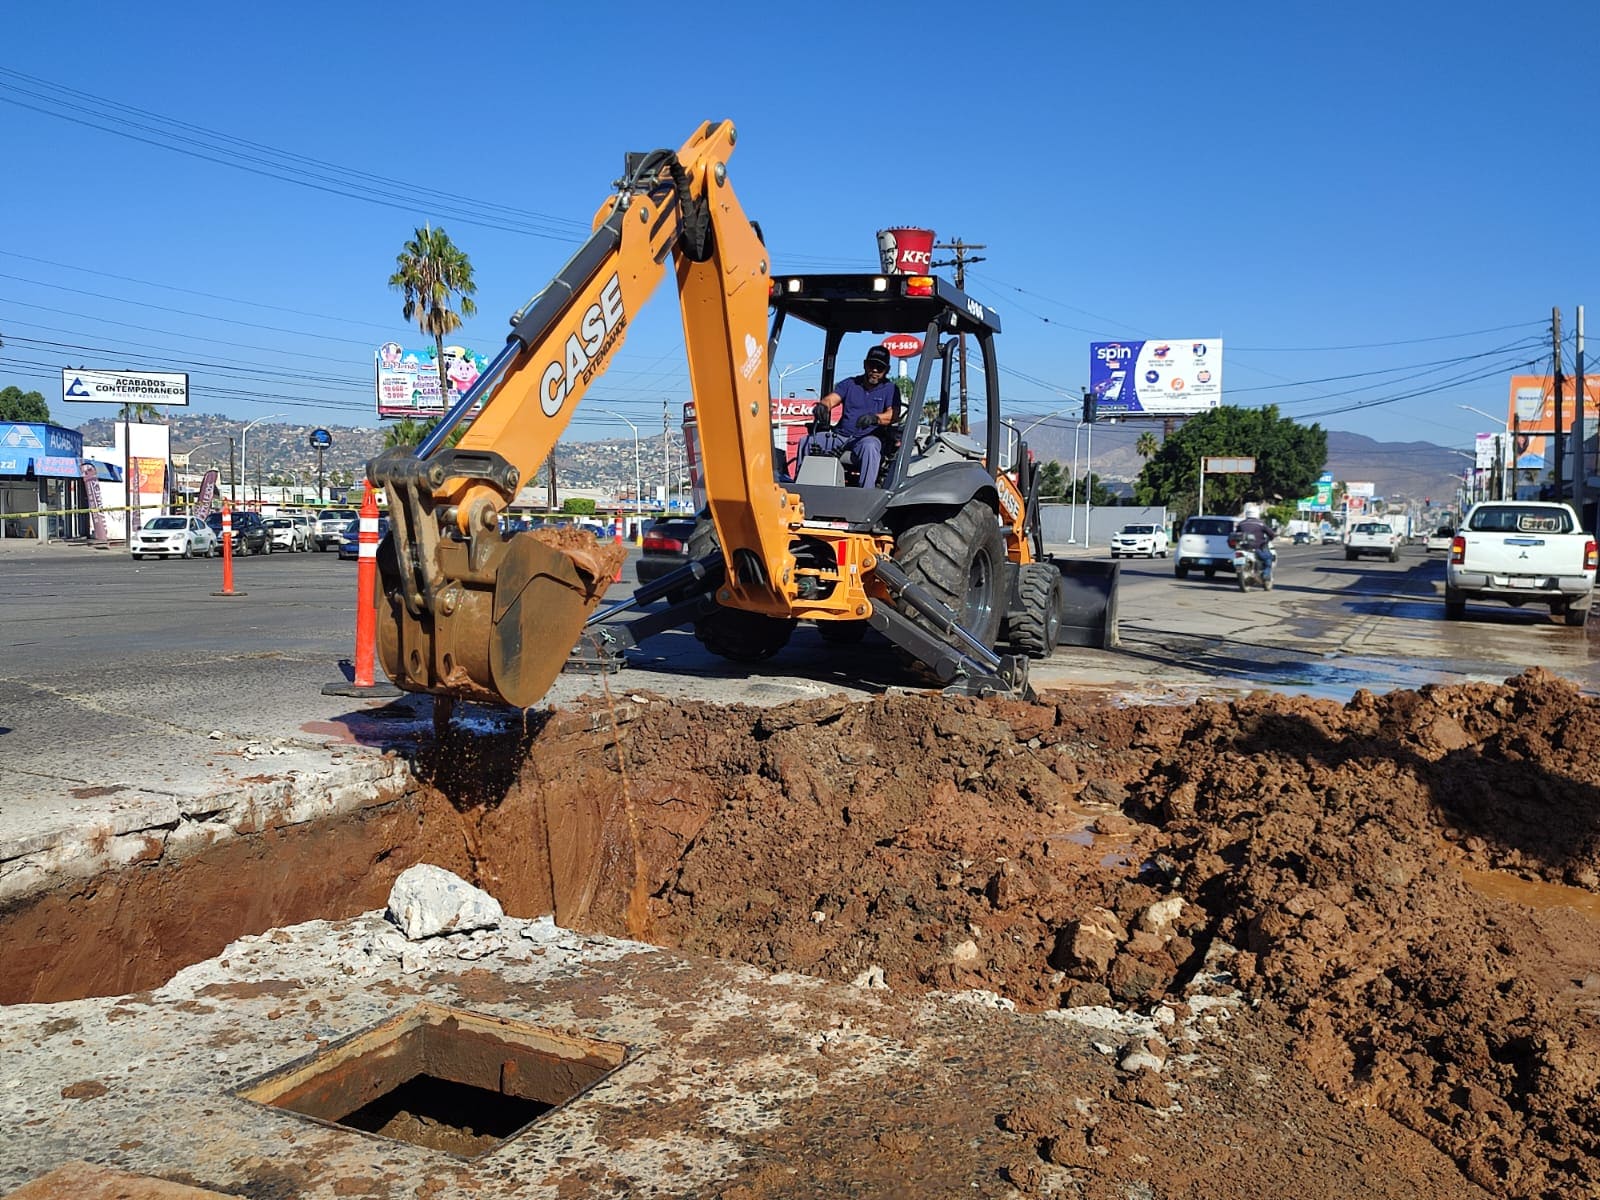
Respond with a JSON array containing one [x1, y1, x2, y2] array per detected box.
[[80, 459, 124, 482]]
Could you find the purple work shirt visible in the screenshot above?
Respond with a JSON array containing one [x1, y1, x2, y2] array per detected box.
[[833, 375, 899, 432]]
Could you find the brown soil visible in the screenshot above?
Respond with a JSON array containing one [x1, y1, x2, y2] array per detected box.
[[470, 670, 1600, 1199], [8, 669, 1600, 1196]]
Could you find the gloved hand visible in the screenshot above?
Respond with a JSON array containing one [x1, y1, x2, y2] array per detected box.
[[811, 402, 832, 431], [855, 414, 879, 430]]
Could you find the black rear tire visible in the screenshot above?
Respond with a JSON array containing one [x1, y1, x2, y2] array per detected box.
[[1008, 562, 1064, 658], [892, 498, 1007, 668], [1565, 605, 1589, 628], [694, 606, 797, 662], [817, 619, 870, 644], [1444, 589, 1465, 620], [1175, 563, 1189, 578]]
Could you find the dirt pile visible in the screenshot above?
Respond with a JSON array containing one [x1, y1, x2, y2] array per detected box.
[[486, 670, 1600, 1198]]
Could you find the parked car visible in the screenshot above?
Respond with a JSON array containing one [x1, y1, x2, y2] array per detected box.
[[314, 508, 358, 551], [338, 517, 390, 560], [1425, 525, 1456, 554], [1291, 530, 1314, 545], [204, 510, 270, 556], [637, 519, 697, 585], [1109, 523, 1170, 559], [130, 515, 218, 560], [1174, 516, 1239, 579], [264, 516, 310, 552], [1321, 526, 1342, 544]]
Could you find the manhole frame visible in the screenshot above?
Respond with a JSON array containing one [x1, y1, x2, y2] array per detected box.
[[234, 1001, 631, 1160]]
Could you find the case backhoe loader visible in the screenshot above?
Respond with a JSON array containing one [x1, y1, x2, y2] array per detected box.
[[367, 121, 1061, 711]]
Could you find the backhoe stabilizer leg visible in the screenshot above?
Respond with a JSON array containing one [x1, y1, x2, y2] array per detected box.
[[867, 557, 1033, 699]]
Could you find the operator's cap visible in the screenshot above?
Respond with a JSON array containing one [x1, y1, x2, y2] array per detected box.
[[864, 346, 892, 371]]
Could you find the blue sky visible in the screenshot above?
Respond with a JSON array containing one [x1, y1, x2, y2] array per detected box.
[[4, 0, 1597, 459]]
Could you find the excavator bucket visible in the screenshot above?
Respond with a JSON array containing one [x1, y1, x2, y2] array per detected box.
[[375, 527, 625, 709], [1054, 557, 1121, 650]]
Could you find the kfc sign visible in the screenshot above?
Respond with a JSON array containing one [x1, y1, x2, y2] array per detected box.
[[876, 226, 936, 275]]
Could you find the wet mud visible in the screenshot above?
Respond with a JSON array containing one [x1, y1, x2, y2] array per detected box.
[[6, 670, 1600, 1196]]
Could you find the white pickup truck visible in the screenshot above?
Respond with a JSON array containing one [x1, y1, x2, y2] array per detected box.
[[1445, 501, 1596, 626], [1345, 521, 1401, 562]]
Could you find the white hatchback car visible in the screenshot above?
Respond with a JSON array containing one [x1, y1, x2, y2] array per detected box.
[[1110, 523, 1170, 558], [130, 515, 218, 559]]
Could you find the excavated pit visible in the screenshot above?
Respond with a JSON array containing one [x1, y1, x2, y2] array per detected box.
[[5, 669, 1600, 1197]]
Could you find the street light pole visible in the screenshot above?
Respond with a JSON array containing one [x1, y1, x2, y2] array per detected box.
[[240, 414, 283, 511], [596, 408, 641, 528], [1068, 421, 1084, 543], [777, 358, 823, 397]]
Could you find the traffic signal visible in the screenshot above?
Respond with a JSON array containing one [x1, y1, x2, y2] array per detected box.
[[1082, 389, 1098, 424]]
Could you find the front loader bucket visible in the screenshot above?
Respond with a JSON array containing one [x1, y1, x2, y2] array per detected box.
[[376, 528, 625, 709], [1053, 557, 1121, 650]]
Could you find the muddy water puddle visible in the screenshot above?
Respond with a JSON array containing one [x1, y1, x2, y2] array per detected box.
[[1460, 865, 1600, 923]]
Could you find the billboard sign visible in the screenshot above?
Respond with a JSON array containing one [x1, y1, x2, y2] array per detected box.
[[61, 369, 189, 407], [1345, 481, 1375, 500], [1505, 374, 1600, 435], [376, 343, 487, 418], [1090, 340, 1222, 416]]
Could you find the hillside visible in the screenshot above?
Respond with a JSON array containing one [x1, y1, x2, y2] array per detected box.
[[70, 415, 1468, 505]]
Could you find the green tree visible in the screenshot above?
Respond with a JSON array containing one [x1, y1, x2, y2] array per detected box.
[[389, 224, 479, 402], [383, 415, 464, 450], [117, 402, 160, 422], [1064, 472, 1118, 507], [1037, 460, 1066, 500], [1134, 405, 1326, 518], [0, 385, 50, 423], [561, 497, 597, 516], [1135, 430, 1159, 461]]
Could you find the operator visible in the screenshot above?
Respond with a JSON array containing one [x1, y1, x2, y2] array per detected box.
[[798, 346, 899, 487], [1235, 502, 1275, 585]]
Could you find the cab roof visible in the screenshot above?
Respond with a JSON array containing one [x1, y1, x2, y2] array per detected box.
[[769, 273, 1001, 336]]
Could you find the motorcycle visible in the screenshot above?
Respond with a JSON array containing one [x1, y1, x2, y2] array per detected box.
[[1230, 535, 1273, 592]]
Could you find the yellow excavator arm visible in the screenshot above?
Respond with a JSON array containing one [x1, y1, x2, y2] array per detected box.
[[368, 121, 799, 708]]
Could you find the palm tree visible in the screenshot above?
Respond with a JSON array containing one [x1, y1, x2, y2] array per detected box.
[[383, 418, 428, 449], [389, 225, 479, 404], [118, 402, 161, 423], [1135, 431, 1159, 461]]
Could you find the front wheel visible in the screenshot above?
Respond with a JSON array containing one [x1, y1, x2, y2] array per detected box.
[[1008, 562, 1064, 658], [1389, 549, 1399, 563]]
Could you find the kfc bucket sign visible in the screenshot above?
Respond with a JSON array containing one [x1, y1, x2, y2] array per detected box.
[[876, 227, 936, 275]]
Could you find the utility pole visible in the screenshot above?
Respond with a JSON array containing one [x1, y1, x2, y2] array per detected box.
[[1553, 307, 1564, 498], [1577, 305, 1587, 525], [933, 237, 985, 434], [662, 398, 670, 513], [546, 445, 558, 513]]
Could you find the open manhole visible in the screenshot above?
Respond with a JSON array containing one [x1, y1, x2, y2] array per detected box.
[[238, 1003, 628, 1158]]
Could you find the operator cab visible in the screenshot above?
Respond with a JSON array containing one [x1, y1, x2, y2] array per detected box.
[[770, 273, 1003, 528]]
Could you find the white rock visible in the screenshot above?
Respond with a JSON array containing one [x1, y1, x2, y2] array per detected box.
[[387, 865, 503, 940], [850, 965, 888, 990], [1120, 1049, 1164, 1073]]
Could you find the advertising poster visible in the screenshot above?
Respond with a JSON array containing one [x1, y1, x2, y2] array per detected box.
[[1506, 374, 1600, 435], [131, 457, 166, 535], [1089, 340, 1223, 416], [375, 343, 486, 418]]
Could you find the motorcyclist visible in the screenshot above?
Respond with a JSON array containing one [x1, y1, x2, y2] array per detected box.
[[1234, 502, 1275, 587]]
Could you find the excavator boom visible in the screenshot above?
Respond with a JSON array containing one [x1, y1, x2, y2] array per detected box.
[[367, 121, 798, 708]]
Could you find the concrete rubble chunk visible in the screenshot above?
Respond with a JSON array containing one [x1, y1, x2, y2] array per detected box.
[[386, 864, 503, 940]]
